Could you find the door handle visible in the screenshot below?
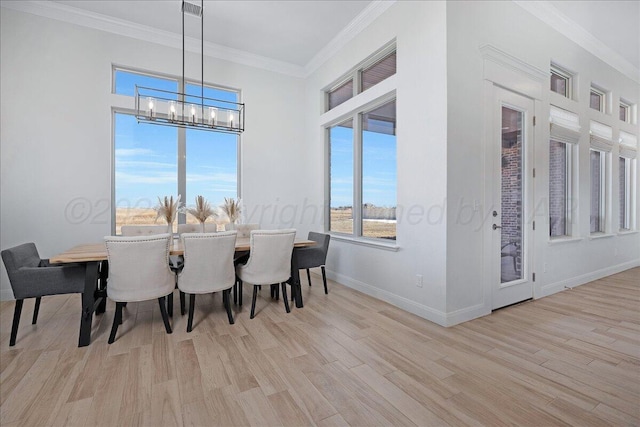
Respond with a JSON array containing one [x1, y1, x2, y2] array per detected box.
[[492, 224, 502, 230]]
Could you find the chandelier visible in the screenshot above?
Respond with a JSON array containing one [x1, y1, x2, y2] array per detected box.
[[135, 0, 245, 134]]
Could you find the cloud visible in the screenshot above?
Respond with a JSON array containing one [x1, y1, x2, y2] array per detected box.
[[115, 148, 158, 157], [115, 171, 176, 184]]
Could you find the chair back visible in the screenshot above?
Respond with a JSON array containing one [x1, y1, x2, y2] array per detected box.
[[178, 223, 217, 235], [1, 243, 41, 276], [104, 234, 175, 302], [240, 229, 296, 284], [308, 232, 330, 262], [120, 225, 168, 236], [178, 231, 237, 294], [227, 223, 260, 238]]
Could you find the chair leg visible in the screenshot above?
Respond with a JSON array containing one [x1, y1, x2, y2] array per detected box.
[[281, 282, 290, 313], [158, 297, 172, 334], [180, 291, 186, 316], [108, 302, 124, 344], [307, 269, 312, 286], [187, 294, 195, 333], [32, 297, 41, 324], [10, 299, 24, 346], [223, 289, 234, 325], [250, 285, 258, 319], [321, 266, 328, 294], [238, 280, 243, 306], [233, 280, 238, 304], [167, 292, 173, 318]]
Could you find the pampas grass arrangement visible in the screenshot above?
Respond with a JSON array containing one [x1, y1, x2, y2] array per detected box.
[[154, 195, 182, 225], [221, 197, 242, 224], [186, 195, 214, 224]]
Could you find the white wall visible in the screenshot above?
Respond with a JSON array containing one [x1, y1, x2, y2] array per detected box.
[[445, 1, 640, 319], [304, 1, 450, 322], [0, 8, 306, 299]]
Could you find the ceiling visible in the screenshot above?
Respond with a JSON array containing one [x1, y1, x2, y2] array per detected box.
[[18, 1, 640, 73]]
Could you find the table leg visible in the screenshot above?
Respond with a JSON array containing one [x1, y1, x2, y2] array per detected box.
[[290, 248, 303, 308], [96, 260, 108, 314], [79, 261, 99, 347]]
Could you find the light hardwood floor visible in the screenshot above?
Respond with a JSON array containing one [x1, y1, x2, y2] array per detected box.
[[1, 268, 638, 426]]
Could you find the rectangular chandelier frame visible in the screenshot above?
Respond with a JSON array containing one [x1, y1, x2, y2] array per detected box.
[[135, 85, 245, 134]]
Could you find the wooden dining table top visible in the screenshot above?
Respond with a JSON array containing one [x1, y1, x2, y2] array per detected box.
[[50, 237, 316, 264]]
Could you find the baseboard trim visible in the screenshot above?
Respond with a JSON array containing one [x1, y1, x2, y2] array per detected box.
[[326, 270, 448, 326], [443, 303, 490, 327], [0, 289, 15, 301], [540, 259, 640, 297]]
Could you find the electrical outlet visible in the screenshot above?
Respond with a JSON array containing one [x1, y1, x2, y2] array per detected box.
[[416, 274, 423, 288]]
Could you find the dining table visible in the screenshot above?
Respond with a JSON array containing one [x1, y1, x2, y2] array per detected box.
[[50, 236, 316, 347]]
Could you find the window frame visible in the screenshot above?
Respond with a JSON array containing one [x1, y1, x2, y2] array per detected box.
[[619, 101, 630, 123], [111, 67, 241, 234], [550, 65, 572, 99], [324, 42, 396, 112], [590, 86, 606, 113], [548, 139, 574, 238], [589, 148, 608, 235], [326, 93, 397, 242]]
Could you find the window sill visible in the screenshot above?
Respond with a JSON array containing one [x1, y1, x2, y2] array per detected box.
[[548, 236, 583, 245], [617, 230, 638, 236], [329, 233, 400, 252], [588, 233, 615, 240]]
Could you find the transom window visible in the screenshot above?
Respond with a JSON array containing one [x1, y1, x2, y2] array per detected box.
[[619, 101, 630, 123], [112, 68, 239, 234], [550, 65, 572, 99], [590, 86, 606, 112], [326, 47, 396, 112]]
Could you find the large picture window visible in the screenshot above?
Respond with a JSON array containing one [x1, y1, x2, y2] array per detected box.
[[590, 149, 607, 234], [327, 98, 397, 241], [549, 140, 571, 237], [113, 69, 239, 234]]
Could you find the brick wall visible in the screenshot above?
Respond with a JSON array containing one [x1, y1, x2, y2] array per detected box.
[[501, 136, 522, 276]]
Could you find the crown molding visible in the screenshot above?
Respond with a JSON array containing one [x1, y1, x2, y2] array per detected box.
[[304, 0, 396, 77], [1, 0, 306, 78], [514, 0, 640, 84]]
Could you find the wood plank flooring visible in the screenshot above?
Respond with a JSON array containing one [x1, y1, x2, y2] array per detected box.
[[1, 268, 638, 426]]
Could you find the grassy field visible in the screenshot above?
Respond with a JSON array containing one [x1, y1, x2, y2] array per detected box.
[[330, 208, 396, 240], [116, 207, 396, 239]]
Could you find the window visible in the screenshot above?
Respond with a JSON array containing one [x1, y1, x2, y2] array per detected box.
[[590, 86, 605, 112], [549, 140, 572, 237], [590, 149, 607, 233], [361, 51, 396, 92], [113, 69, 239, 234], [550, 65, 571, 98], [328, 79, 353, 110], [328, 99, 397, 241], [328, 119, 354, 234], [619, 101, 630, 123], [619, 157, 630, 230], [326, 46, 396, 112]]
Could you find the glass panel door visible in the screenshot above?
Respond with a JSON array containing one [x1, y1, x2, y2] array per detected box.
[[500, 106, 523, 284]]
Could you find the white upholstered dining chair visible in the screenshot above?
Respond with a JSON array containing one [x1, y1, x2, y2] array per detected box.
[[121, 224, 184, 315], [104, 233, 175, 343], [177, 231, 237, 331], [236, 229, 296, 319]]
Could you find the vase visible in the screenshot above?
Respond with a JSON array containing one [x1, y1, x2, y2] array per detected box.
[[200, 222, 206, 233], [167, 224, 174, 247]]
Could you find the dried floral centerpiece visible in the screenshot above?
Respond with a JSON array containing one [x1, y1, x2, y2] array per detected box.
[[154, 195, 182, 242], [221, 197, 242, 227], [186, 195, 214, 232]]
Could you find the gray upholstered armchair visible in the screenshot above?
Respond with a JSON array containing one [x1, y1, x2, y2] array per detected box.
[[1, 242, 85, 346], [296, 232, 330, 294]]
